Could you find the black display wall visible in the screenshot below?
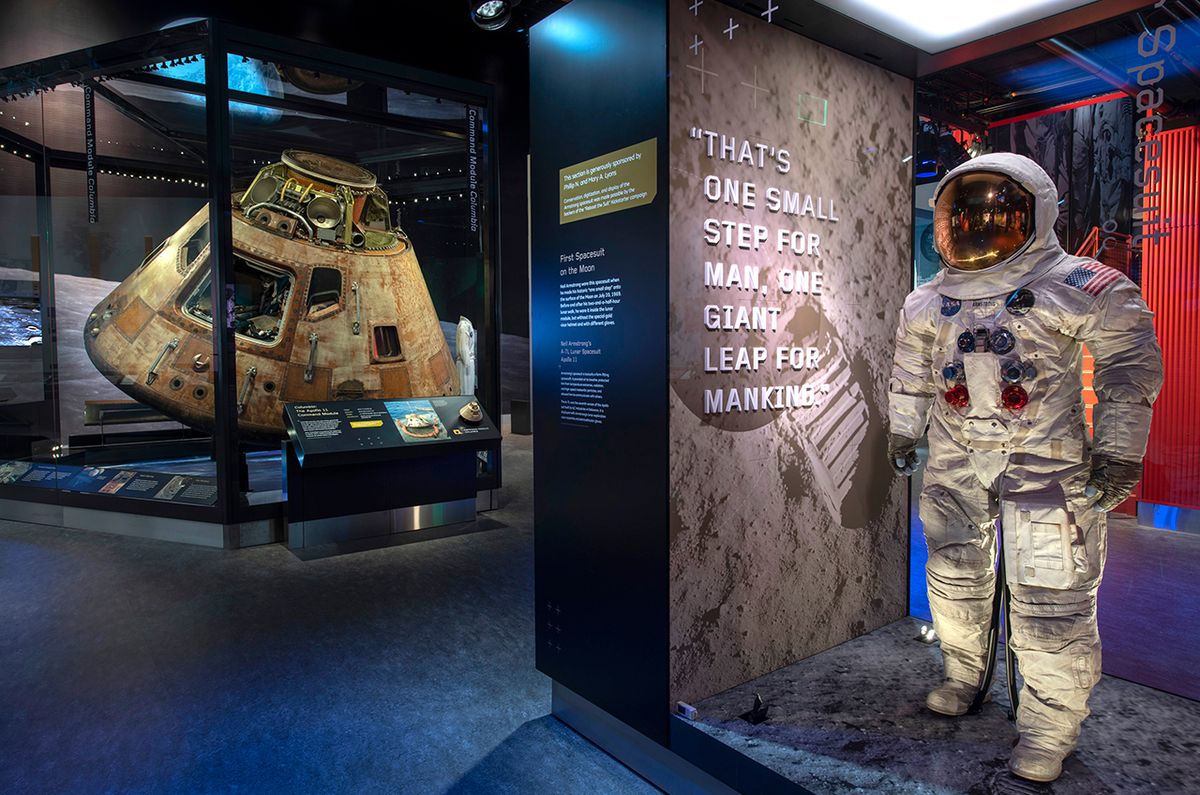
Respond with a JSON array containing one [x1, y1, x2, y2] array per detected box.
[[530, 0, 671, 743]]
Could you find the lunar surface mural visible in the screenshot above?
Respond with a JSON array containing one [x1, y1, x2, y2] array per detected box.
[[668, 1, 913, 704]]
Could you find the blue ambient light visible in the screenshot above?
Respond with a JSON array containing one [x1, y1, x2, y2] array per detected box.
[[157, 54, 282, 122], [1152, 503, 1179, 531], [539, 14, 612, 56]]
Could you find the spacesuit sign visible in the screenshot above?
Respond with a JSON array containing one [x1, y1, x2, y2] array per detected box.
[[887, 153, 1163, 782]]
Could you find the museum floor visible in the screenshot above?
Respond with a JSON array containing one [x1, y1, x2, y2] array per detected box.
[[3, 430, 1199, 795], [0, 431, 655, 795]]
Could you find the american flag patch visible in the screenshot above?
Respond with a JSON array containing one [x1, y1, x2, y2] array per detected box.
[[1063, 261, 1122, 296]]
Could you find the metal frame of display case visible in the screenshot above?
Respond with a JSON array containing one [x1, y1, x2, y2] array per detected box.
[[0, 19, 502, 541]]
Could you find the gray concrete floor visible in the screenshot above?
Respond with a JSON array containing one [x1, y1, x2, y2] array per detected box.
[[0, 431, 657, 795]]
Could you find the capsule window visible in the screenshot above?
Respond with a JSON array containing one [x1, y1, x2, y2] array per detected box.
[[306, 267, 342, 318], [372, 325, 403, 361], [183, 254, 293, 345], [184, 221, 210, 268], [138, 238, 167, 272]]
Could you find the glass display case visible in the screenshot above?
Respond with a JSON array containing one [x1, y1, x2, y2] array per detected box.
[[0, 20, 500, 540]]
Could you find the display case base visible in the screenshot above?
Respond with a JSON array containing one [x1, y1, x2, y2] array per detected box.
[[476, 489, 498, 512], [0, 497, 282, 548], [1138, 501, 1200, 533], [286, 498, 477, 551]]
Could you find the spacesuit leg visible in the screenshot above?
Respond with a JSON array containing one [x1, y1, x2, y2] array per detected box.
[[920, 448, 998, 694], [1006, 503, 1106, 757]]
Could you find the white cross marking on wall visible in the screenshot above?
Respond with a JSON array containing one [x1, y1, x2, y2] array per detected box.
[[740, 65, 771, 109], [724, 18, 739, 40], [762, 2, 779, 23], [685, 49, 718, 94], [689, 0, 703, 16], [690, 34, 704, 56]]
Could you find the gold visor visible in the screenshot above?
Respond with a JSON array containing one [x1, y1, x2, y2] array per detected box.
[[933, 171, 1035, 271]]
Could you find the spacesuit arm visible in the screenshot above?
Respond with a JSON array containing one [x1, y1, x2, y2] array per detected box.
[[888, 294, 936, 441], [1076, 277, 1163, 461]]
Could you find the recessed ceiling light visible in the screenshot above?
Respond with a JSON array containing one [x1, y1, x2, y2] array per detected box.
[[814, 0, 1097, 53]]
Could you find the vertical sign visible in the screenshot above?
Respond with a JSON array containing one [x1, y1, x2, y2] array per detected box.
[[466, 106, 482, 242], [83, 85, 99, 224]]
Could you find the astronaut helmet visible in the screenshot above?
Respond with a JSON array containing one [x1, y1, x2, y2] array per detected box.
[[931, 151, 1069, 276], [933, 169, 1036, 271]]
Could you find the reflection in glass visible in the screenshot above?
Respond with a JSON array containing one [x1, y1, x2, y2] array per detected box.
[[933, 170, 1035, 271]]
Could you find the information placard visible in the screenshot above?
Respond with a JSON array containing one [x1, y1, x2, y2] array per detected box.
[[559, 138, 658, 224], [283, 395, 498, 466], [0, 459, 221, 506]]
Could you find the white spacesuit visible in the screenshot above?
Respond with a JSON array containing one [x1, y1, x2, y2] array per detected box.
[[888, 153, 1162, 782]]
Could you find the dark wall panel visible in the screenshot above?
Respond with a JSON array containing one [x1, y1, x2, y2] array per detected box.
[[530, 0, 670, 743]]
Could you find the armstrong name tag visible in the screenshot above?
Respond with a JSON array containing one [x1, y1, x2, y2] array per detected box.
[[969, 299, 1001, 312]]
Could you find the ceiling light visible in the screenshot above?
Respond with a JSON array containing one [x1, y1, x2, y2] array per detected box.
[[814, 0, 1097, 53], [470, 0, 521, 31]]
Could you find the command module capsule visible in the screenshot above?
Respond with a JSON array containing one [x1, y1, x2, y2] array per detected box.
[[84, 150, 459, 439]]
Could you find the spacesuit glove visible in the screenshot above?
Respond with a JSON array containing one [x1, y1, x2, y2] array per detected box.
[[1085, 454, 1143, 512], [888, 434, 920, 476]]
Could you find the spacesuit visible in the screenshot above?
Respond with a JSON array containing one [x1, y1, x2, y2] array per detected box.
[[888, 153, 1162, 782], [456, 315, 477, 396]]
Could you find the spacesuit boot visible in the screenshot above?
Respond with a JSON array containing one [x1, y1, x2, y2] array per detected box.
[[926, 679, 989, 716], [887, 152, 1163, 779], [1009, 736, 1065, 783]]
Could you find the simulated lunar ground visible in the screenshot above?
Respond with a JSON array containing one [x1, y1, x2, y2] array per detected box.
[[691, 618, 1200, 795]]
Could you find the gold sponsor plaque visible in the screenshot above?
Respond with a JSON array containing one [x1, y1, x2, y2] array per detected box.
[[559, 138, 657, 224]]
